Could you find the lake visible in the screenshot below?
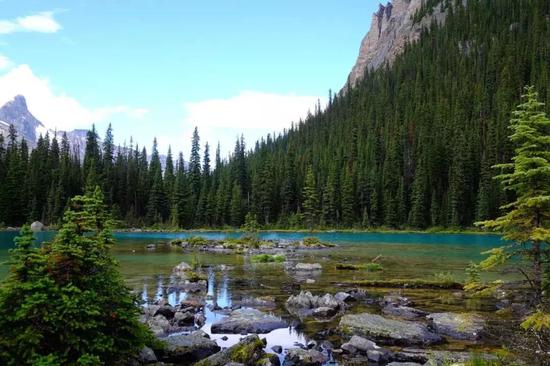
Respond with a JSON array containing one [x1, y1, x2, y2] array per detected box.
[[0, 230, 506, 362]]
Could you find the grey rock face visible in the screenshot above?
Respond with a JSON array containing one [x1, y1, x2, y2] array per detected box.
[[162, 330, 220, 363], [0, 95, 43, 145], [427, 312, 485, 341], [344, 0, 449, 91], [339, 313, 442, 346], [210, 308, 287, 334]]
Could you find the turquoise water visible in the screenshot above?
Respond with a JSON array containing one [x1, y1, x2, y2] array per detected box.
[[0, 230, 507, 360], [0, 230, 505, 281]]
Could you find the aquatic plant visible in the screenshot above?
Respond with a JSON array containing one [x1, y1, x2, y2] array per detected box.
[[251, 254, 285, 263]]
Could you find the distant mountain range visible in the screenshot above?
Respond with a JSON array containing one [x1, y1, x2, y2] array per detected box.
[[0, 95, 89, 156]]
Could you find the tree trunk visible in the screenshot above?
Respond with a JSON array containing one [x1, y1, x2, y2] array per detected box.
[[533, 240, 542, 303]]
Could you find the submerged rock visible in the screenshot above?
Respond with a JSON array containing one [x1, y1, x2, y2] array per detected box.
[[195, 334, 267, 366], [283, 348, 328, 366], [295, 263, 322, 271], [210, 308, 287, 334], [339, 313, 442, 346], [138, 346, 157, 364], [285, 291, 342, 319], [172, 261, 193, 275], [382, 305, 428, 320], [427, 312, 485, 341], [162, 330, 220, 363], [232, 295, 277, 309]]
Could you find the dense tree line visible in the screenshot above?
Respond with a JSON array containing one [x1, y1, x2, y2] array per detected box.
[[1, 0, 549, 230]]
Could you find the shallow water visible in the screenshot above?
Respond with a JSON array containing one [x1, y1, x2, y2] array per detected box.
[[0, 230, 507, 362]]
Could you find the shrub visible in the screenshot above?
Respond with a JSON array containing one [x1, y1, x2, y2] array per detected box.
[[251, 254, 285, 263], [187, 236, 208, 246], [0, 187, 152, 365]]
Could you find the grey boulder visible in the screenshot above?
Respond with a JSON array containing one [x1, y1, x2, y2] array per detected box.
[[162, 330, 220, 363], [210, 308, 287, 334], [339, 313, 442, 346], [427, 312, 485, 341]]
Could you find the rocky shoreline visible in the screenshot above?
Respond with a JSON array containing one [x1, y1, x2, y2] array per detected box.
[[132, 251, 507, 366]]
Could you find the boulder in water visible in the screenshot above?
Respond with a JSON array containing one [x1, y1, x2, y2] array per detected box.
[[30, 221, 44, 232]]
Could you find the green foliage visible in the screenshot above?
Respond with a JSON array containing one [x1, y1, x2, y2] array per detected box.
[[2, 0, 550, 233], [242, 212, 261, 232], [475, 87, 550, 301], [187, 236, 209, 246], [0, 188, 152, 365], [250, 254, 285, 263]]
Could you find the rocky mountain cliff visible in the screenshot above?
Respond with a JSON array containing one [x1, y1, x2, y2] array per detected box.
[[0, 95, 87, 154], [344, 0, 447, 91], [0, 95, 44, 146]]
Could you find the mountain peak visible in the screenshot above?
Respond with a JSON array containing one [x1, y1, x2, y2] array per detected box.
[[0, 94, 43, 145], [343, 0, 448, 92]]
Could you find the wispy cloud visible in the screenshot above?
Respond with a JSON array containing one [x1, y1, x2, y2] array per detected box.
[[0, 11, 62, 35], [0, 65, 148, 132], [175, 91, 324, 157], [0, 54, 12, 70]]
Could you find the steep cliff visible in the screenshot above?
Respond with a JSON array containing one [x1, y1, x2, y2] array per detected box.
[[344, 0, 448, 91]]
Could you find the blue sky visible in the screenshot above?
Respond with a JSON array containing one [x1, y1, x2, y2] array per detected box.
[[0, 0, 376, 157]]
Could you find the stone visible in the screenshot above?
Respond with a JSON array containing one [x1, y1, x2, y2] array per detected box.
[[233, 296, 277, 309], [210, 308, 287, 334], [30, 221, 44, 232], [272, 345, 283, 354], [195, 334, 266, 366], [285, 291, 341, 318], [381, 294, 413, 307], [295, 263, 322, 271], [335, 292, 353, 303], [147, 314, 170, 336], [382, 305, 428, 320], [284, 348, 328, 366], [173, 311, 195, 326], [339, 313, 442, 346], [387, 363, 423, 366], [138, 346, 157, 364], [172, 261, 193, 275], [340, 335, 379, 354], [146, 244, 156, 250], [154, 305, 175, 320], [427, 312, 485, 341], [162, 330, 220, 363]]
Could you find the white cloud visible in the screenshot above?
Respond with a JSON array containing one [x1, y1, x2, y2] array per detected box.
[[0, 11, 61, 35], [178, 91, 324, 158], [0, 64, 148, 132], [0, 54, 12, 70]]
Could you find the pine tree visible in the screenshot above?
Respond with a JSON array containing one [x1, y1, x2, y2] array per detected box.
[[476, 87, 550, 302], [302, 166, 319, 229], [0, 188, 152, 365]]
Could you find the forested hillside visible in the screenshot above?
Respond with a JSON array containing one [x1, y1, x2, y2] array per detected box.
[[0, 0, 549, 229]]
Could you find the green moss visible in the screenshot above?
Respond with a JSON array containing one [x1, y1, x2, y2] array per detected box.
[[335, 262, 383, 271], [344, 278, 463, 289], [229, 337, 264, 363], [187, 236, 208, 246], [364, 262, 383, 272], [186, 271, 207, 282]]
